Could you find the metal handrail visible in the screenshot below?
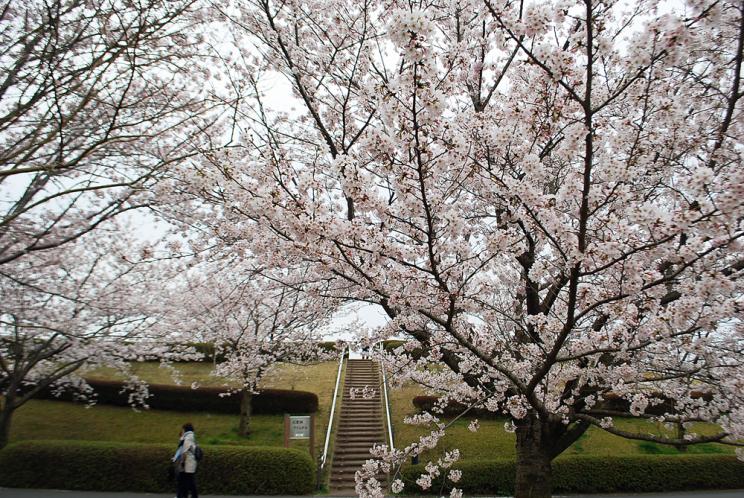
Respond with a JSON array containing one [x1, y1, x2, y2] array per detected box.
[[320, 346, 346, 469], [379, 342, 395, 450]]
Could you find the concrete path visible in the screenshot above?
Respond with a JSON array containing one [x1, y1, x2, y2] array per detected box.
[[1, 488, 743, 498]]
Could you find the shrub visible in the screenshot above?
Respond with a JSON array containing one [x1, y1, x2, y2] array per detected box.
[[252, 388, 318, 414], [551, 454, 744, 493], [35, 380, 318, 414], [399, 455, 744, 495], [382, 339, 406, 351], [318, 341, 343, 353], [0, 440, 315, 495]]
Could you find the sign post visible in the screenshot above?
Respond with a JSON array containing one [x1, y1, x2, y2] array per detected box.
[[284, 414, 315, 458]]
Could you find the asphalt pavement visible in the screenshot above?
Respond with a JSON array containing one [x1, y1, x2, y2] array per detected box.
[[1, 488, 743, 498]]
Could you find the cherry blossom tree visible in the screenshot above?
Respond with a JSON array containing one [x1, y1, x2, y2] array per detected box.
[[0, 0, 231, 266], [176, 0, 744, 496], [170, 257, 336, 436], [0, 0, 235, 449], [0, 226, 191, 449]]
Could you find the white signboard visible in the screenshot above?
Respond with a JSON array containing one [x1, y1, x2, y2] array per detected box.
[[289, 415, 311, 439]]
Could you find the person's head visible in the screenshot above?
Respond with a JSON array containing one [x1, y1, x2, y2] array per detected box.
[[182, 423, 194, 433]]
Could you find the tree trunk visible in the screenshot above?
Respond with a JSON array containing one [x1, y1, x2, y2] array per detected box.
[[238, 390, 252, 437], [514, 415, 553, 498], [0, 400, 14, 450]]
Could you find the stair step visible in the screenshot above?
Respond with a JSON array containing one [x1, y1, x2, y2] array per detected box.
[[334, 448, 375, 456], [331, 360, 389, 492], [333, 456, 375, 463], [336, 442, 383, 446], [331, 464, 370, 472], [331, 469, 387, 478], [332, 457, 374, 463]]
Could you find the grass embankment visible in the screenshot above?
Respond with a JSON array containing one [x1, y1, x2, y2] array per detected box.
[[388, 381, 735, 462], [11, 361, 340, 455]]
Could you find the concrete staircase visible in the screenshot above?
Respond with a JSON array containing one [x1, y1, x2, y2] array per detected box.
[[329, 359, 387, 492]]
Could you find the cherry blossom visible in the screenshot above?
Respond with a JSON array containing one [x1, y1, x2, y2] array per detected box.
[[173, 0, 744, 496]]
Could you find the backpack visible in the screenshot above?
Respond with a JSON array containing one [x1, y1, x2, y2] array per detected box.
[[193, 444, 203, 462]]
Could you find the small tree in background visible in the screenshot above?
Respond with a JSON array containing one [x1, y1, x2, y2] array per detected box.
[[174, 258, 336, 436]]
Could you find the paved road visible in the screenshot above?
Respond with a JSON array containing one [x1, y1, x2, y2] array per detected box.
[[1, 488, 743, 498]]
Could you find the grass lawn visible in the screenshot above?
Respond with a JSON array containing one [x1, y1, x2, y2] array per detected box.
[[11, 400, 289, 447], [10, 360, 342, 456], [388, 380, 735, 463]]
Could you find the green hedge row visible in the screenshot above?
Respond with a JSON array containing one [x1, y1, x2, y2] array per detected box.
[[400, 455, 744, 494], [36, 379, 318, 414], [0, 440, 315, 495]]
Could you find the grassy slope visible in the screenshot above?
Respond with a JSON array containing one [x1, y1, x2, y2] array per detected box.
[[11, 361, 340, 455], [388, 381, 735, 463], [11, 361, 734, 464]]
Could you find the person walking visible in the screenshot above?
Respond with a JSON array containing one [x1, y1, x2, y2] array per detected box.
[[172, 423, 199, 498]]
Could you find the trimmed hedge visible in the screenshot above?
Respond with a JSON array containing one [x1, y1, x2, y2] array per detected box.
[[36, 379, 318, 414], [400, 455, 744, 494], [0, 440, 315, 495]]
